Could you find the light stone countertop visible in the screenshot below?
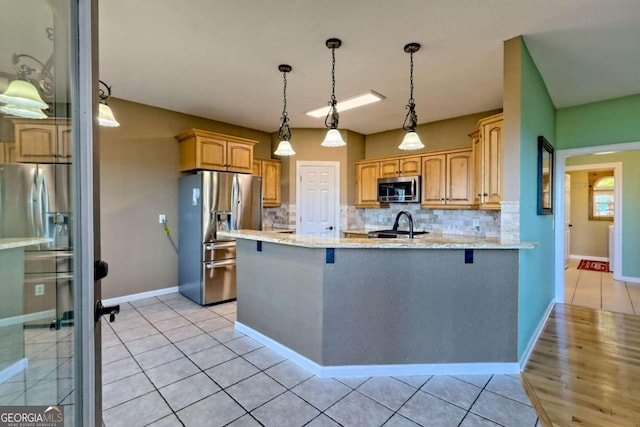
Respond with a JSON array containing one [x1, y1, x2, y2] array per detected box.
[[0, 238, 51, 251], [218, 230, 537, 250]]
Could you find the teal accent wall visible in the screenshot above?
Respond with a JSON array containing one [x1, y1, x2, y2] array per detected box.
[[517, 40, 556, 359], [557, 94, 640, 149], [566, 151, 640, 278]]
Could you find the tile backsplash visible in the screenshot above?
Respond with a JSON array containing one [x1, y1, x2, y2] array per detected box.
[[264, 203, 501, 237]]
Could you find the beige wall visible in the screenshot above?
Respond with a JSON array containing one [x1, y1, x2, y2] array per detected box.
[[274, 129, 365, 205], [100, 98, 271, 299], [503, 37, 522, 202], [364, 109, 501, 159], [568, 171, 611, 258]]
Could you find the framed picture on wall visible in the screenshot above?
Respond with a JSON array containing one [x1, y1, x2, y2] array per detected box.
[[537, 135, 554, 215]]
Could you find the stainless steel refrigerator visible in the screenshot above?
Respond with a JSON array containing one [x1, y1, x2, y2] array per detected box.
[[178, 171, 262, 305], [0, 163, 73, 328]]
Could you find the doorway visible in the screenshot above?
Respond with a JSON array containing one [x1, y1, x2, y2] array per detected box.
[[555, 142, 640, 313], [295, 161, 340, 237]]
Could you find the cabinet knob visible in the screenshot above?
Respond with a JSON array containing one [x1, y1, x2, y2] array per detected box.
[[477, 194, 482, 197], [483, 193, 488, 197], [441, 198, 445, 201]]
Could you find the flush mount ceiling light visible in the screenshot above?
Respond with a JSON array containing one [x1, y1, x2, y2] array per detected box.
[[0, 28, 53, 119], [399, 42, 425, 150], [274, 64, 295, 156], [98, 80, 120, 127], [306, 90, 385, 118], [321, 38, 346, 148]]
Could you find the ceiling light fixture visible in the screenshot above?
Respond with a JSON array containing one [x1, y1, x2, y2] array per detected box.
[[98, 80, 120, 127], [321, 38, 346, 148], [306, 90, 385, 118], [399, 42, 424, 150], [274, 64, 295, 156]]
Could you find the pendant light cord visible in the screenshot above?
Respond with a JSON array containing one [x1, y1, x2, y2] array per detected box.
[[325, 45, 339, 129], [278, 67, 291, 141], [408, 50, 415, 107], [403, 48, 418, 132], [281, 70, 288, 120]]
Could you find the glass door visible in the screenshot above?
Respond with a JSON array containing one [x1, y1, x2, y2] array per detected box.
[[0, 0, 101, 425]]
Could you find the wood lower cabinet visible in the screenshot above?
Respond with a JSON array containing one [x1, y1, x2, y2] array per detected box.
[[253, 157, 281, 207], [421, 149, 474, 208], [11, 118, 71, 163], [355, 161, 381, 207], [472, 113, 503, 209], [379, 156, 422, 178], [176, 129, 256, 174], [0, 140, 16, 164]]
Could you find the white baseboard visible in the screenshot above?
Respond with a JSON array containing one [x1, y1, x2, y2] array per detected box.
[[618, 275, 640, 284], [235, 322, 520, 378], [102, 286, 179, 306], [570, 254, 609, 262], [0, 309, 57, 328], [519, 300, 555, 370], [0, 358, 28, 384]]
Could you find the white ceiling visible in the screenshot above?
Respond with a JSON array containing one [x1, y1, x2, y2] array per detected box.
[[98, 0, 640, 136]]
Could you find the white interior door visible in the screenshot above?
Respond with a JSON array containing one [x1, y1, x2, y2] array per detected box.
[[564, 173, 571, 268], [296, 162, 340, 237]]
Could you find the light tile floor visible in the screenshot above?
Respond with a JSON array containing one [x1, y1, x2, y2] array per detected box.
[[565, 258, 640, 315], [102, 293, 540, 427]]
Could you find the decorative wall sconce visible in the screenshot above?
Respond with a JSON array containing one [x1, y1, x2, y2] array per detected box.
[[98, 80, 120, 127], [399, 42, 424, 150], [321, 38, 346, 147], [274, 64, 295, 156]]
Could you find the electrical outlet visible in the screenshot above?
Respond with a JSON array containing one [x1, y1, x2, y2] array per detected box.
[[35, 284, 45, 296], [472, 219, 479, 228], [158, 214, 166, 224]]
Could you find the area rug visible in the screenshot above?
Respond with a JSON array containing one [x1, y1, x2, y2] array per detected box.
[[577, 259, 610, 272]]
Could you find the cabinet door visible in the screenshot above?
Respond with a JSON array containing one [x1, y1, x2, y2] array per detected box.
[[471, 131, 483, 205], [15, 124, 58, 163], [399, 156, 421, 176], [262, 160, 281, 207], [379, 159, 399, 178], [0, 140, 12, 164], [199, 137, 227, 170], [226, 141, 253, 173], [447, 150, 474, 206], [356, 162, 380, 207], [252, 159, 262, 176], [482, 119, 503, 207], [57, 124, 73, 163], [421, 155, 446, 206]]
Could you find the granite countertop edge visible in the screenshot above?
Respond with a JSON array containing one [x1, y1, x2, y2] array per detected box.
[[218, 230, 537, 250], [0, 238, 51, 251]]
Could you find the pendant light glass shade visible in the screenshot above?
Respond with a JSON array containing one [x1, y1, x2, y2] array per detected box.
[[0, 103, 47, 119], [321, 128, 346, 147], [98, 103, 120, 127], [0, 79, 49, 110], [274, 140, 295, 156], [399, 131, 424, 150]]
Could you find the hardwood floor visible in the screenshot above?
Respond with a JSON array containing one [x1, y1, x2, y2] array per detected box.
[[523, 304, 640, 427]]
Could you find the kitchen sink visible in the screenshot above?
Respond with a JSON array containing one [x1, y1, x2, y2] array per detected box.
[[367, 230, 429, 239]]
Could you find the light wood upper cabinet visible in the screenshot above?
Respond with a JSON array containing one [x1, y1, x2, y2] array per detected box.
[[379, 156, 422, 178], [421, 149, 474, 209], [472, 113, 503, 209], [252, 159, 262, 176], [253, 157, 281, 207], [355, 161, 381, 208], [176, 129, 256, 174], [12, 118, 71, 163], [0, 140, 16, 164]]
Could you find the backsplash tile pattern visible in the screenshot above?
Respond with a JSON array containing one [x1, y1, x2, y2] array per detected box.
[[500, 201, 520, 241]]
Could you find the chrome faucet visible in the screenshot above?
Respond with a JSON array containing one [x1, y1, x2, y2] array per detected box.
[[392, 210, 414, 238]]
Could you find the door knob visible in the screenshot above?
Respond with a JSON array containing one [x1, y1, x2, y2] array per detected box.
[[95, 301, 120, 323], [94, 260, 109, 281], [326, 226, 334, 230]]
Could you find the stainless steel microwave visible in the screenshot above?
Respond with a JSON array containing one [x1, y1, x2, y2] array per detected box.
[[377, 176, 421, 203]]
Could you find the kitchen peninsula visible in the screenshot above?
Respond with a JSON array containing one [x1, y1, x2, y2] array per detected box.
[[218, 230, 536, 377]]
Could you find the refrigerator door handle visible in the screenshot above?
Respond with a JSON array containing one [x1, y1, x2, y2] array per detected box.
[[39, 169, 50, 239], [231, 175, 241, 230], [204, 241, 235, 250], [29, 172, 37, 236], [205, 259, 236, 269]]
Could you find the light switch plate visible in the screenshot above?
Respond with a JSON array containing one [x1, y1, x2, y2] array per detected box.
[[35, 284, 45, 296]]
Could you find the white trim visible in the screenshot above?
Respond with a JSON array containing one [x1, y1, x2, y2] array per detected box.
[[295, 161, 341, 237], [555, 141, 640, 302], [236, 322, 520, 378], [519, 301, 554, 369], [616, 274, 640, 284], [0, 309, 56, 328], [570, 254, 609, 262], [0, 358, 28, 384], [102, 286, 179, 306]]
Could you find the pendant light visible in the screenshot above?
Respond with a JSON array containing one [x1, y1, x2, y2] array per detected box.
[[399, 43, 424, 150], [321, 38, 346, 147], [274, 64, 295, 156], [98, 80, 120, 127], [0, 79, 49, 119]]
